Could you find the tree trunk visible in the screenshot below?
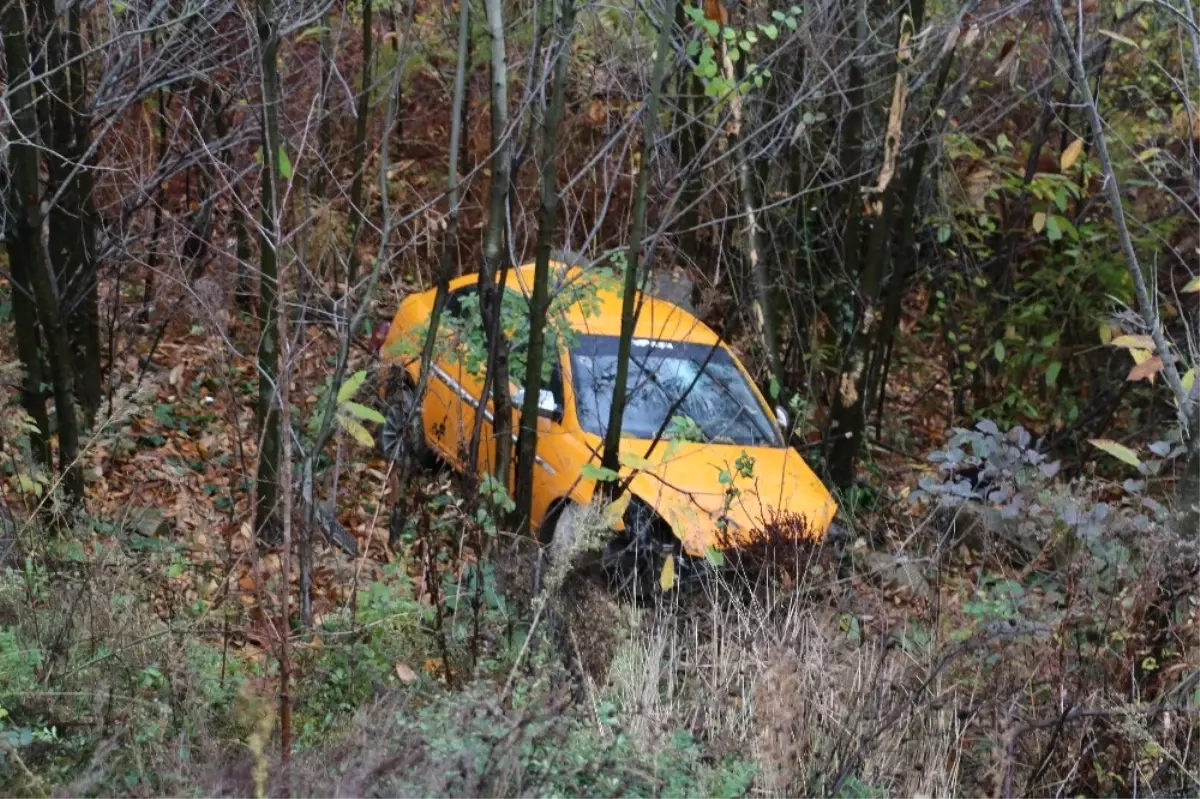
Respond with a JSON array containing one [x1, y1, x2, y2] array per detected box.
[[387, 0, 473, 552], [872, 46, 956, 432], [41, 0, 101, 424], [2, 0, 51, 466], [140, 81, 172, 317], [255, 0, 284, 543], [825, 0, 869, 489], [478, 0, 515, 483], [599, 0, 674, 477], [417, 0, 472, 385], [314, 8, 333, 202], [344, 0, 374, 290], [720, 28, 783, 400], [514, 0, 575, 536], [676, 67, 706, 268]]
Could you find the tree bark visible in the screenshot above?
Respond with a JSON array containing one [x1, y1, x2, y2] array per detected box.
[[419, 0, 472, 378], [255, 0, 284, 543], [721, 29, 783, 400], [2, 0, 52, 466], [41, 0, 101, 424], [478, 0, 515, 483], [599, 0, 674, 478], [140, 80, 172, 317], [872, 46, 955, 432], [514, 0, 575, 536], [314, 8, 333, 202], [344, 0, 374, 290], [825, 0, 869, 489]]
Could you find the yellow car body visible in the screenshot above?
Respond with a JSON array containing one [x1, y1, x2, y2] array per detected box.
[[379, 262, 837, 557]]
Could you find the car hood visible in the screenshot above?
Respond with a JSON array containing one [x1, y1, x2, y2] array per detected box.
[[619, 440, 837, 557]]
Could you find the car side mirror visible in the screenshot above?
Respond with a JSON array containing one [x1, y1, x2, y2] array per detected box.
[[513, 386, 563, 422], [538, 389, 564, 422], [775, 405, 790, 430]]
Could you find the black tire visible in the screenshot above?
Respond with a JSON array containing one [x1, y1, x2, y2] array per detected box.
[[379, 377, 434, 470], [602, 498, 676, 603]]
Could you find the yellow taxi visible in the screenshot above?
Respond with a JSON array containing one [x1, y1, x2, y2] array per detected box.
[[378, 261, 837, 587]]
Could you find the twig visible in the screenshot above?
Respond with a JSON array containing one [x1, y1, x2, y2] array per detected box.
[[500, 594, 546, 703], [1048, 0, 1195, 433]]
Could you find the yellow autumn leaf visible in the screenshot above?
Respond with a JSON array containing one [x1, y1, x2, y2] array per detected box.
[[1099, 28, 1138, 48], [1129, 348, 1152, 366], [337, 415, 376, 448], [602, 491, 633, 527], [1181, 367, 1196, 395], [1098, 325, 1112, 345], [1061, 138, 1084, 171], [1182, 275, 1200, 294], [659, 554, 676, 591], [1136, 148, 1161, 163], [1089, 439, 1142, 469], [1032, 211, 1047, 233], [1110, 334, 1155, 351]]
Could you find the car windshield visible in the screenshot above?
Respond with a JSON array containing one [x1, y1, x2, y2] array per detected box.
[[569, 335, 781, 447]]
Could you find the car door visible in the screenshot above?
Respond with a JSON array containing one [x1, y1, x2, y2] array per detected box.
[[485, 335, 567, 513], [424, 284, 482, 469]]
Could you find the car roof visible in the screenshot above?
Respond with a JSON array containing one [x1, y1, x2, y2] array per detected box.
[[447, 262, 721, 346]]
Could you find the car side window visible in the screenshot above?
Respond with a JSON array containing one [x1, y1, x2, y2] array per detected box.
[[443, 285, 479, 328], [509, 336, 565, 415]]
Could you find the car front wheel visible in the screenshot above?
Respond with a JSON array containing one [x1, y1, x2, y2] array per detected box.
[[380, 377, 434, 470], [602, 497, 676, 603]]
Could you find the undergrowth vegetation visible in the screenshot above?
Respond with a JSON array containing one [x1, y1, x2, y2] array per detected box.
[[2, 418, 1196, 796], [2, 0, 1200, 794]]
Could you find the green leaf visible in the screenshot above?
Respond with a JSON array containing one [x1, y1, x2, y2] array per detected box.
[[769, 376, 781, 401], [1046, 215, 1063, 242], [1182, 275, 1200, 293], [296, 25, 328, 42], [618, 451, 655, 471], [1045, 360, 1062, 386], [1054, 185, 1068, 212], [937, 224, 951, 244], [580, 462, 619, 482], [1090, 439, 1142, 469], [341, 401, 385, 424], [994, 341, 1006, 363], [277, 146, 293, 180], [337, 370, 369, 404], [13, 473, 42, 496], [705, 546, 725, 567], [761, 23, 779, 40], [338, 415, 376, 447]]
